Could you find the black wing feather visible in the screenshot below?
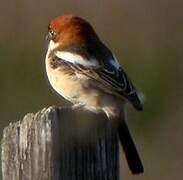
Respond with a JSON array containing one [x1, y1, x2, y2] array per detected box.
[[98, 66, 143, 111], [54, 55, 143, 111]]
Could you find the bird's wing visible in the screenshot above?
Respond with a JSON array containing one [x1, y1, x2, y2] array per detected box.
[[55, 51, 143, 110], [97, 65, 143, 111]]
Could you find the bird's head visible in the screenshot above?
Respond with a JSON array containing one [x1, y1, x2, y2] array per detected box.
[[47, 15, 99, 50]]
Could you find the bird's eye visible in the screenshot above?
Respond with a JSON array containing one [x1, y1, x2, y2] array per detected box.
[[46, 29, 57, 41], [49, 30, 56, 38]]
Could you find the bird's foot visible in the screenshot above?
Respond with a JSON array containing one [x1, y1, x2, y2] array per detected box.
[[71, 103, 85, 111]]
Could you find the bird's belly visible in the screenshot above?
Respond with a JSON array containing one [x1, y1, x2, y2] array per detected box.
[[46, 67, 80, 102], [46, 63, 102, 110]]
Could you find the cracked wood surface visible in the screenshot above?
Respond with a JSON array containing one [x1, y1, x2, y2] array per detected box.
[[1, 106, 119, 180]]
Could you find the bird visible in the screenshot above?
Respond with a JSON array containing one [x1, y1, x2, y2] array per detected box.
[[45, 15, 144, 174]]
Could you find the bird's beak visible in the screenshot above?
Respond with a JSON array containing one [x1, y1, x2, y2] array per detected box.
[[46, 34, 51, 41]]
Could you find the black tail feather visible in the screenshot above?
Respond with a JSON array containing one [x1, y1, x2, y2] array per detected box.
[[117, 120, 144, 174]]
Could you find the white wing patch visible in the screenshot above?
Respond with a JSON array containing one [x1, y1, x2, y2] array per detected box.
[[110, 55, 120, 69], [55, 51, 99, 67]]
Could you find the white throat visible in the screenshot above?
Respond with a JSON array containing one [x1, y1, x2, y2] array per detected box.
[[48, 40, 60, 51]]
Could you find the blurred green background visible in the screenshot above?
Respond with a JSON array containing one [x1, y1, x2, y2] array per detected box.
[[0, 0, 183, 179]]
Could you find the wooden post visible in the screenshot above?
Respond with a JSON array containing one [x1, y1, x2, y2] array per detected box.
[[1, 106, 119, 180]]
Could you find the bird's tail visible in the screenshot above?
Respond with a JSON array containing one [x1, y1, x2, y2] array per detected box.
[[112, 111, 144, 174]]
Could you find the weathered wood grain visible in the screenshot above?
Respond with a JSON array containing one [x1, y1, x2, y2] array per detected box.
[[1, 106, 119, 180]]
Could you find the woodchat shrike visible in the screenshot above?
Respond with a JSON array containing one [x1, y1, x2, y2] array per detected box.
[[45, 15, 144, 174]]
